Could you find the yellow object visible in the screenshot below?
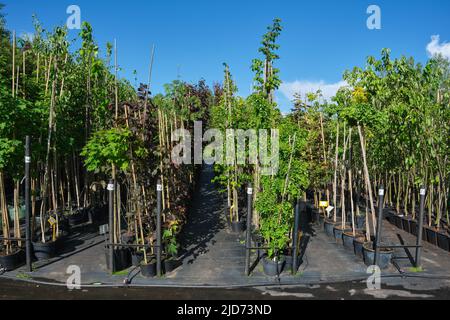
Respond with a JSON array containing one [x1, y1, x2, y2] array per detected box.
[[319, 201, 329, 208]]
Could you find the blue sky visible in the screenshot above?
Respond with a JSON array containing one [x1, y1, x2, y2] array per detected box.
[[2, 0, 450, 112]]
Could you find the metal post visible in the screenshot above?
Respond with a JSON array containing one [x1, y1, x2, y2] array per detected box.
[[24, 136, 32, 272], [292, 199, 301, 275], [415, 186, 426, 269], [107, 180, 115, 273], [374, 186, 385, 267], [156, 180, 162, 277], [245, 184, 253, 276]]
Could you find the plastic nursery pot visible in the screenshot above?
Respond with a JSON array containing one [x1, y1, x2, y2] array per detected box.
[[394, 214, 404, 230], [436, 231, 450, 252], [131, 250, 144, 267], [105, 247, 132, 272], [262, 256, 286, 277], [0, 249, 26, 271], [333, 225, 352, 244], [68, 208, 87, 227], [283, 255, 294, 273], [140, 257, 157, 278], [425, 226, 438, 246], [402, 216, 412, 234], [353, 236, 366, 258], [231, 221, 246, 233], [362, 243, 393, 270], [32, 239, 57, 261], [163, 257, 179, 273], [324, 219, 336, 238], [55, 231, 70, 252], [410, 220, 418, 236], [342, 232, 363, 251]]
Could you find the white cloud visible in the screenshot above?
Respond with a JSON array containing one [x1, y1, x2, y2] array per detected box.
[[280, 80, 348, 103], [426, 35, 450, 60]]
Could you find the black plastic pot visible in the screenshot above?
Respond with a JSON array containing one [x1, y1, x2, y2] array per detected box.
[[231, 221, 245, 233], [402, 216, 412, 234], [262, 256, 285, 276], [363, 243, 393, 269], [342, 232, 357, 250], [394, 215, 404, 229], [284, 255, 293, 273], [105, 247, 132, 272], [32, 240, 57, 260], [164, 257, 179, 273], [437, 231, 450, 252], [425, 227, 438, 246], [410, 220, 418, 236], [324, 219, 336, 237], [131, 251, 144, 267], [0, 249, 26, 271], [68, 209, 87, 227], [353, 237, 366, 258], [333, 226, 351, 244], [140, 259, 157, 278]]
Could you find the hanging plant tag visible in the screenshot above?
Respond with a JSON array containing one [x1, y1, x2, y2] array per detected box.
[[48, 216, 57, 226], [107, 183, 114, 191], [25, 156, 31, 163], [247, 188, 253, 195], [319, 201, 329, 208], [157, 184, 163, 192]]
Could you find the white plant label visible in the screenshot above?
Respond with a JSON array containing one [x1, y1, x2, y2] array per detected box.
[[420, 189, 426, 196], [107, 184, 114, 191], [25, 156, 31, 163], [157, 184, 163, 192], [247, 188, 253, 195], [379, 189, 385, 196]]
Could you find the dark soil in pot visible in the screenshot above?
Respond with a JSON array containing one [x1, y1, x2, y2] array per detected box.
[[140, 257, 157, 278], [425, 226, 438, 246], [105, 247, 132, 272], [32, 239, 57, 261], [333, 225, 351, 244], [0, 249, 26, 271], [437, 231, 450, 252], [324, 219, 336, 237], [262, 256, 285, 277], [363, 243, 393, 270], [231, 221, 245, 233]]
